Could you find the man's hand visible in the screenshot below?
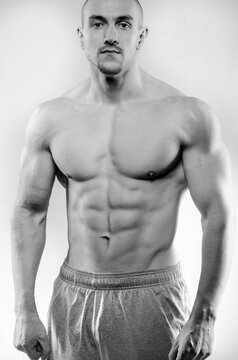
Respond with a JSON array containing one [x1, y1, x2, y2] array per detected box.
[[14, 311, 50, 360], [168, 313, 215, 360]]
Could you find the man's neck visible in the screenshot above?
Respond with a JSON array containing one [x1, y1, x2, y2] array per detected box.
[[87, 62, 146, 105]]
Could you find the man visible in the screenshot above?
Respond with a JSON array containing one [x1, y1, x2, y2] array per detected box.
[[11, 0, 234, 359]]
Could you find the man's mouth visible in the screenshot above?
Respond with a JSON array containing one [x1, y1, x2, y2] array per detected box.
[[101, 50, 120, 54]]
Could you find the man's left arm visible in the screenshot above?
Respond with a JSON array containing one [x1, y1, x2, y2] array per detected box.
[[169, 99, 235, 360]]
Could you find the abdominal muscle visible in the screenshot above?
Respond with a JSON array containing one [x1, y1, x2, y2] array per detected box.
[[65, 173, 183, 273]]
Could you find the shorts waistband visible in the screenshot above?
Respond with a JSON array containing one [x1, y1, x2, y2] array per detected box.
[[59, 261, 184, 290]]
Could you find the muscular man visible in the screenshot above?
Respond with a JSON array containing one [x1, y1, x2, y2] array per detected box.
[[11, 0, 234, 359]]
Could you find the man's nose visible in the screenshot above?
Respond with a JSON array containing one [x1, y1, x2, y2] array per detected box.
[[104, 25, 119, 44]]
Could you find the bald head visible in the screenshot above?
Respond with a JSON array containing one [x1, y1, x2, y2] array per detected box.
[[81, 0, 144, 29]]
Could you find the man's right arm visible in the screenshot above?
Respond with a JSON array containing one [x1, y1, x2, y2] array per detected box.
[[11, 104, 56, 359]]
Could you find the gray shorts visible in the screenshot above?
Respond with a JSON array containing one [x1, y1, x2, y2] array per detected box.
[[47, 262, 190, 360]]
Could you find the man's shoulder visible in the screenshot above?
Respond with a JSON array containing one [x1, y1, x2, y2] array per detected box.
[[177, 97, 221, 148], [148, 75, 213, 124], [34, 96, 71, 119], [151, 90, 221, 149], [25, 97, 69, 148]]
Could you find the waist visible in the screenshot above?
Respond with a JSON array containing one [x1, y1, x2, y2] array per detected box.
[[59, 261, 184, 290], [67, 229, 179, 272]]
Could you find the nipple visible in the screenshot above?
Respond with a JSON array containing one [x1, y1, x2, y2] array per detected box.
[[147, 170, 156, 180]]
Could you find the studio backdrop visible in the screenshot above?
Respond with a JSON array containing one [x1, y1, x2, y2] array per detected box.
[[0, 0, 237, 359]]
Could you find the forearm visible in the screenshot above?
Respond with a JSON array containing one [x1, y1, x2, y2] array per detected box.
[[190, 211, 234, 322], [11, 205, 47, 315]]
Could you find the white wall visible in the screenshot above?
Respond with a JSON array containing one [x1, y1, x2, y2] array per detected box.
[[0, 0, 237, 358]]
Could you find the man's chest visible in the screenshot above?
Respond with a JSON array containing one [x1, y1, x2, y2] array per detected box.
[[50, 101, 186, 182]]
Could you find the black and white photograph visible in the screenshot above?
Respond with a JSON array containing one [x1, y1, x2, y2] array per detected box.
[[0, 0, 237, 359]]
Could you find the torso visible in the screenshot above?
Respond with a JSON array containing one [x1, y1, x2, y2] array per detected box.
[[48, 74, 192, 272]]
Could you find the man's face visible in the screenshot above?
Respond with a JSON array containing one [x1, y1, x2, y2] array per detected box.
[[79, 0, 147, 76]]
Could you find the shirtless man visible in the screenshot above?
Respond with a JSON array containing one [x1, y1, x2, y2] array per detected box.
[[11, 0, 233, 359]]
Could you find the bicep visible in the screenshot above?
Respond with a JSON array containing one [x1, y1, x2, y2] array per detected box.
[[16, 144, 56, 212], [182, 142, 231, 219], [15, 106, 56, 212]]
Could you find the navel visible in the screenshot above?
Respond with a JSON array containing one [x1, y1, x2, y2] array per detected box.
[[100, 235, 110, 249], [101, 235, 110, 241], [100, 232, 111, 241]]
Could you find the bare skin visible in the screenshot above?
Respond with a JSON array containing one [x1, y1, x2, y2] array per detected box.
[[11, 0, 234, 359], [53, 73, 185, 273]]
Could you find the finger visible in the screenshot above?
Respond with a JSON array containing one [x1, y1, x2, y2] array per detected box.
[[36, 342, 48, 360], [201, 354, 211, 360], [168, 343, 179, 360], [23, 342, 42, 360], [13, 337, 25, 352], [38, 338, 51, 360], [176, 347, 197, 360], [36, 342, 42, 353], [15, 344, 25, 352], [194, 350, 211, 360]]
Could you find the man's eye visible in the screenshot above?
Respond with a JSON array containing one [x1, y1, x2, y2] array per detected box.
[[92, 23, 103, 28], [118, 23, 130, 29]]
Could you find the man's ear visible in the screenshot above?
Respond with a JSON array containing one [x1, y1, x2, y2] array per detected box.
[[137, 26, 149, 50], [77, 27, 84, 50]]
